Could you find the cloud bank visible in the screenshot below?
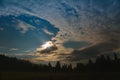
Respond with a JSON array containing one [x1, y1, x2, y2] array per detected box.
[[0, 0, 120, 63]]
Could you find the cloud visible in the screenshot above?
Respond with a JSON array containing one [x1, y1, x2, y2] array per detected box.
[[16, 20, 35, 33], [1, 0, 120, 44], [63, 41, 90, 49], [69, 41, 120, 61], [24, 50, 32, 53], [0, 27, 4, 31], [5, 53, 38, 59], [43, 28, 54, 35], [31, 53, 60, 62], [35, 44, 58, 54], [39, 46, 57, 54], [0, 46, 5, 49], [9, 48, 19, 51]]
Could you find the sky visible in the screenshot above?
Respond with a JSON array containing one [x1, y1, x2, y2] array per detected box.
[[0, 0, 120, 64]]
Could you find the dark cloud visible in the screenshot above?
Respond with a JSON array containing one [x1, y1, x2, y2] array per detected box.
[[36, 45, 58, 54], [63, 41, 90, 49], [69, 41, 120, 61]]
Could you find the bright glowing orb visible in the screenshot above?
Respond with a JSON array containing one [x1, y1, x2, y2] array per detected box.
[[42, 41, 53, 49]]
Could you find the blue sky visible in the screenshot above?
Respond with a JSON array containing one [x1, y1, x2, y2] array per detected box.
[[0, 14, 59, 54]]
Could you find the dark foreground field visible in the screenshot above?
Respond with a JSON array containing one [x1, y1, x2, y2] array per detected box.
[[0, 72, 120, 80]]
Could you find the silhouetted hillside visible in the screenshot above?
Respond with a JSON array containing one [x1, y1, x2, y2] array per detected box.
[[0, 53, 120, 72], [0, 54, 33, 71]]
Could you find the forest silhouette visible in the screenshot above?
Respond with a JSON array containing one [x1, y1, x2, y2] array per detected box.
[[0, 52, 120, 72]]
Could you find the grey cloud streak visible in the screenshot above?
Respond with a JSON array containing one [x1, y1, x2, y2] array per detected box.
[[69, 41, 120, 61]]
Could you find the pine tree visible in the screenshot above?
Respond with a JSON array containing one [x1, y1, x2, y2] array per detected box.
[[55, 61, 61, 72]]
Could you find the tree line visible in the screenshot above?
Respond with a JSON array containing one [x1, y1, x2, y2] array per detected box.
[[0, 52, 120, 72]]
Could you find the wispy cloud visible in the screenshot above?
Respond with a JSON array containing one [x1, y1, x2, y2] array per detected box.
[[16, 20, 35, 33], [0, 46, 5, 48], [5, 53, 38, 59], [24, 50, 32, 53], [9, 48, 19, 51], [0, 27, 4, 31], [43, 28, 54, 35]]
